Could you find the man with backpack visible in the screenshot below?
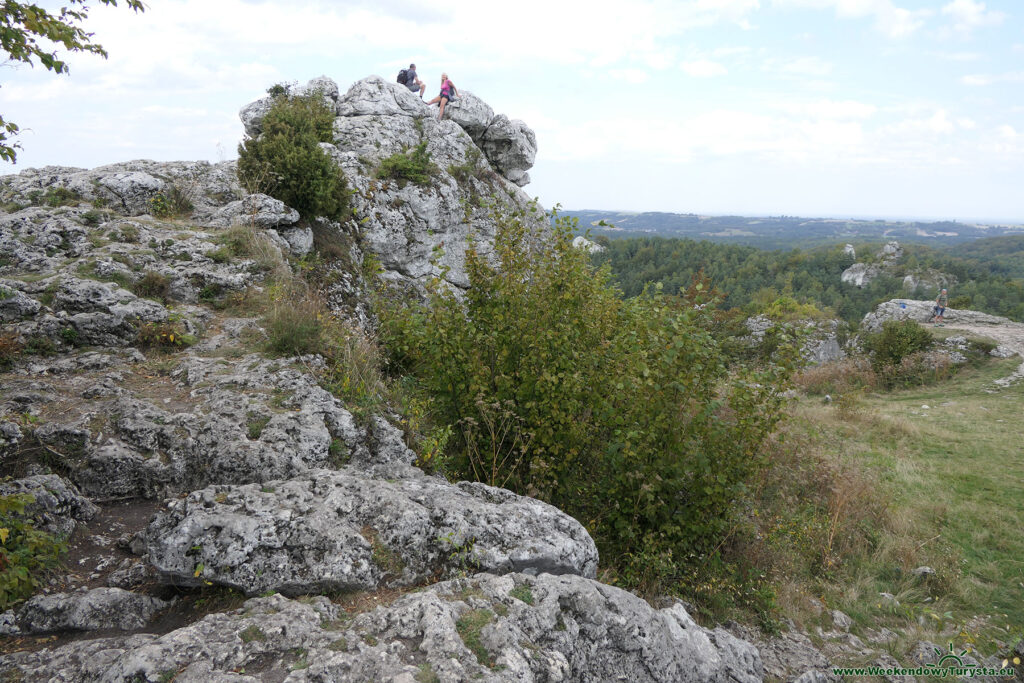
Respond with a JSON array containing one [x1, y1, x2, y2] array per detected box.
[[398, 63, 425, 98]]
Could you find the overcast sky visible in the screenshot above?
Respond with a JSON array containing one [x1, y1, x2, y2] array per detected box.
[[3, 0, 1023, 222]]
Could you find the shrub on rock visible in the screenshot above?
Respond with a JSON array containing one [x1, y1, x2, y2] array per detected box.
[[237, 92, 348, 222]]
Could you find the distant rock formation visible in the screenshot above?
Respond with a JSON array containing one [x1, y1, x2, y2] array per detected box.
[[840, 240, 954, 292], [861, 298, 1010, 332], [745, 315, 848, 365]]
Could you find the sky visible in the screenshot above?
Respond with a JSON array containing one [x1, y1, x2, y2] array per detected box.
[[2, 0, 1023, 222]]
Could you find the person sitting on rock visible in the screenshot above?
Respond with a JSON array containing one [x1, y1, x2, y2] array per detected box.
[[427, 73, 458, 121], [404, 63, 425, 98], [933, 288, 948, 326]]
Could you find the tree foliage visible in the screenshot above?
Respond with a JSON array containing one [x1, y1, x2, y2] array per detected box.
[[1, 0, 144, 162], [379, 209, 799, 592], [595, 236, 1024, 324], [237, 91, 349, 222], [0, 494, 66, 610]]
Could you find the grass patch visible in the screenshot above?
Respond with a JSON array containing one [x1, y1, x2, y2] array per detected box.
[[246, 413, 271, 440], [509, 585, 534, 605], [210, 224, 289, 277], [771, 356, 1024, 654], [0, 333, 22, 371], [415, 663, 441, 683], [361, 526, 404, 578], [456, 608, 495, 667], [239, 625, 266, 643], [132, 270, 171, 302], [376, 141, 436, 186]]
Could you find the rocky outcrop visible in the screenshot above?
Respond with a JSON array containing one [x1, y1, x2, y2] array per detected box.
[[0, 474, 97, 537], [841, 240, 954, 292], [239, 75, 543, 291], [0, 574, 762, 683], [861, 299, 1010, 333], [839, 261, 882, 288], [8, 587, 170, 635], [745, 315, 848, 365], [0, 159, 239, 222], [145, 470, 598, 595]]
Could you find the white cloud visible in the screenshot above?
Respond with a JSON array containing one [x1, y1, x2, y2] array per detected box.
[[941, 0, 1005, 34], [998, 125, 1018, 139], [885, 109, 960, 136], [961, 72, 1024, 86], [929, 51, 981, 62], [680, 59, 729, 77], [774, 99, 877, 119], [767, 56, 834, 76], [609, 69, 650, 84], [772, 0, 931, 38]]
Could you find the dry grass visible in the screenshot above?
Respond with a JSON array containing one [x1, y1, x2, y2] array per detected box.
[[770, 356, 1024, 656], [794, 357, 877, 395]]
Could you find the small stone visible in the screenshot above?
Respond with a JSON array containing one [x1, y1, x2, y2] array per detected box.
[[912, 566, 935, 577], [831, 609, 853, 631]]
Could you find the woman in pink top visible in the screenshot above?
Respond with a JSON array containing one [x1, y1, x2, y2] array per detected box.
[[427, 73, 458, 121]]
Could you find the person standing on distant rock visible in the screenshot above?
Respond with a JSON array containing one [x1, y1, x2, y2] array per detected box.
[[427, 73, 457, 120], [933, 288, 949, 326]]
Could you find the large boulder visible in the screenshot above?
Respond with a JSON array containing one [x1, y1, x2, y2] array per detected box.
[[0, 474, 97, 537], [145, 469, 599, 595], [11, 588, 170, 634], [479, 113, 538, 186], [69, 354, 388, 500], [208, 192, 300, 229], [0, 574, 764, 682]]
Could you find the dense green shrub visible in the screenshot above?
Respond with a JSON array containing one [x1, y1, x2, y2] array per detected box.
[[376, 141, 436, 186], [0, 494, 67, 610], [237, 92, 348, 221], [862, 319, 933, 371], [379, 209, 798, 593]]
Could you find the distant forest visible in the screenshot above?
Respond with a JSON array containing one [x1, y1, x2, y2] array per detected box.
[[590, 234, 1024, 325], [565, 209, 1024, 251]]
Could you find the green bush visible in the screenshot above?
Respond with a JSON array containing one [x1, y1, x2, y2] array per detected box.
[[38, 186, 80, 207], [862, 319, 933, 371], [378, 209, 797, 593], [0, 494, 67, 610], [237, 92, 348, 221], [377, 141, 436, 186]]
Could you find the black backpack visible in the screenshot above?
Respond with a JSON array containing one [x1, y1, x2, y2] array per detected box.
[[397, 69, 409, 85]]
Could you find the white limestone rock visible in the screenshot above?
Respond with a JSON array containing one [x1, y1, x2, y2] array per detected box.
[[14, 588, 171, 634], [0, 575, 763, 683], [145, 469, 599, 595]]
